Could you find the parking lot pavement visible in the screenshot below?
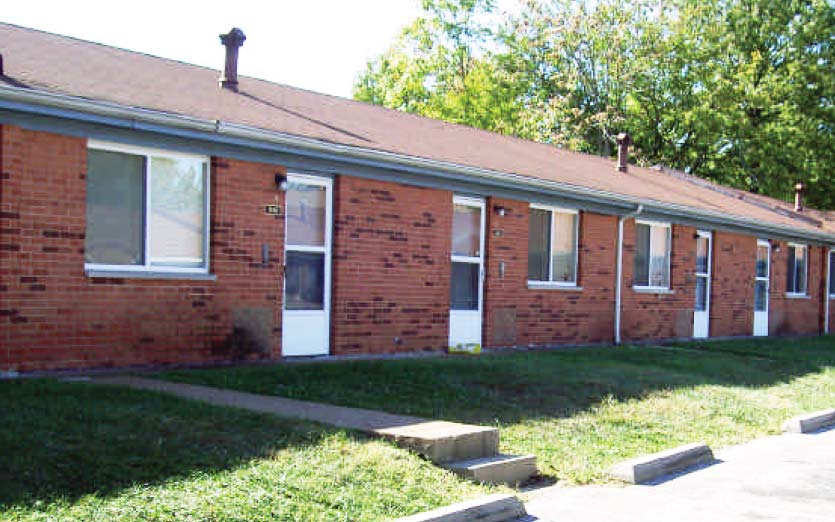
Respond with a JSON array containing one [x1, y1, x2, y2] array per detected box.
[[525, 427, 835, 522]]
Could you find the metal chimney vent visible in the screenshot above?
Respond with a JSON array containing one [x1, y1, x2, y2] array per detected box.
[[794, 182, 805, 212], [616, 133, 631, 173], [219, 28, 246, 91]]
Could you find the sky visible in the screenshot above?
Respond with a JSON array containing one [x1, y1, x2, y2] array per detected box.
[[1, 0, 427, 98]]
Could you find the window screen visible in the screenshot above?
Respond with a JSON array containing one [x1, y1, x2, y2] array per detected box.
[[85, 149, 146, 265], [149, 157, 206, 267], [528, 208, 550, 281], [634, 223, 670, 288], [551, 212, 577, 283], [787, 245, 807, 294], [830, 251, 835, 296]]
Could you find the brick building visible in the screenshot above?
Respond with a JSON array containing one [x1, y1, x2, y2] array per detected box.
[[2, 24, 834, 373]]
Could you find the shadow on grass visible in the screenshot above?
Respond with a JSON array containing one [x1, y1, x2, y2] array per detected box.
[[0, 379, 351, 510], [159, 335, 835, 426]]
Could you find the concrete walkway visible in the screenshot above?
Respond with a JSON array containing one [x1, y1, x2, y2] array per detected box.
[[525, 427, 835, 522], [91, 376, 536, 484], [93, 375, 429, 431]]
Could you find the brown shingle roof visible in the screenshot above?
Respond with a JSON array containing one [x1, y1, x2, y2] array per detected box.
[[0, 22, 830, 239]]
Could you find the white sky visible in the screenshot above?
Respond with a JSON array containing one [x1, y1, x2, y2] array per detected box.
[[2, 0, 427, 98]]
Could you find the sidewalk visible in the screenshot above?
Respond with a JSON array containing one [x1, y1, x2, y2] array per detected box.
[[89, 376, 529, 481], [92, 375, 427, 431], [525, 427, 835, 522]]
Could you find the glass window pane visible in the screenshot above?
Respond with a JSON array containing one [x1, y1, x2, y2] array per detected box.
[[286, 183, 326, 247], [830, 252, 835, 295], [551, 212, 577, 283], [754, 280, 768, 311], [695, 277, 707, 311], [452, 203, 481, 257], [634, 223, 650, 286], [649, 226, 671, 287], [528, 209, 550, 281], [795, 246, 807, 294], [756, 245, 769, 278], [285, 251, 325, 310], [696, 236, 709, 274], [149, 157, 206, 267], [786, 246, 797, 292], [451, 262, 479, 310], [85, 149, 145, 265]]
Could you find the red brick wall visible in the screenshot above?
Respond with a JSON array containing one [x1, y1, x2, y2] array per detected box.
[[710, 231, 756, 337], [2, 125, 831, 372], [0, 125, 285, 371], [620, 222, 697, 341], [483, 198, 617, 347], [330, 176, 451, 355]]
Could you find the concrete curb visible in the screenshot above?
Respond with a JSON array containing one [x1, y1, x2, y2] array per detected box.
[[782, 408, 835, 434], [609, 442, 714, 484], [393, 494, 526, 522]]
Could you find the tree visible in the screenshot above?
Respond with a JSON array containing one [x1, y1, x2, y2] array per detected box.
[[498, 0, 672, 156], [355, 0, 835, 209], [354, 0, 523, 132]]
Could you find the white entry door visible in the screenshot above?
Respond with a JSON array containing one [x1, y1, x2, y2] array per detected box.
[[449, 196, 485, 350], [693, 230, 712, 338], [282, 174, 332, 356], [753, 239, 770, 337]]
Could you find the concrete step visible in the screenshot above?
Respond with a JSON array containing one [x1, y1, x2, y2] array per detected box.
[[374, 420, 500, 464], [444, 453, 538, 486]]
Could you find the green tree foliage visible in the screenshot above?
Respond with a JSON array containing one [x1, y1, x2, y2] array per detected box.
[[354, 0, 835, 209], [672, 0, 835, 207], [354, 0, 524, 132]]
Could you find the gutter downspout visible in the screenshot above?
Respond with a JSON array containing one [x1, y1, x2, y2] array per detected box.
[[826, 248, 831, 334], [615, 204, 644, 344]]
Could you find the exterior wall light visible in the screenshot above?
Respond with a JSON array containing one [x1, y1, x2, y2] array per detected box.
[[275, 172, 288, 191], [493, 205, 507, 216]]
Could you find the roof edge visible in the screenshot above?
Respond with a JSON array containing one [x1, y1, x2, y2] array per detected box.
[[1, 84, 833, 245]]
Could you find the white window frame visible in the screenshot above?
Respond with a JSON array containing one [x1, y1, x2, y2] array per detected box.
[[694, 229, 712, 310], [754, 238, 771, 312], [450, 195, 486, 313], [785, 242, 808, 297], [527, 204, 580, 288], [84, 140, 211, 275], [633, 219, 672, 291]]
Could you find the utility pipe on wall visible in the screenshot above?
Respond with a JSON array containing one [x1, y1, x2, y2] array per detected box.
[[615, 204, 644, 344]]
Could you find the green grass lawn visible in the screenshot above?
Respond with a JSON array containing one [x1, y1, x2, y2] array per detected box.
[[160, 336, 835, 484], [0, 380, 495, 521]]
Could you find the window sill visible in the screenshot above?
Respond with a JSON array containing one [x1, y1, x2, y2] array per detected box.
[[527, 281, 583, 291], [633, 286, 674, 295], [785, 293, 810, 299], [85, 269, 217, 281]]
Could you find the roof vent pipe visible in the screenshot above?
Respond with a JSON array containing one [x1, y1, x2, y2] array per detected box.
[[794, 182, 805, 212], [616, 133, 631, 173], [219, 28, 246, 91], [0, 53, 4, 76]]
